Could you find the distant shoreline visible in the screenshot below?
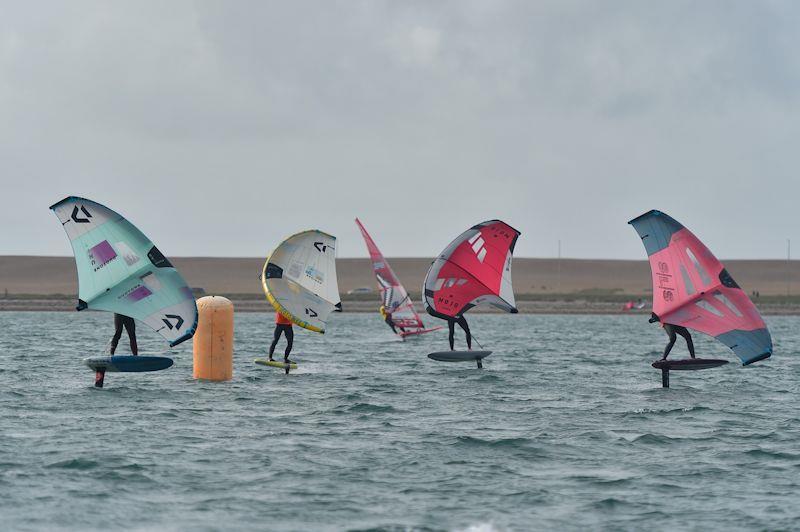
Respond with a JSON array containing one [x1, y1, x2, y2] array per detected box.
[[3, 255, 800, 315], [4, 295, 800, 315]]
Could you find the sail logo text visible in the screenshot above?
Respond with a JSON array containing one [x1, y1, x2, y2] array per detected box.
[[305, 266, 324, 284]]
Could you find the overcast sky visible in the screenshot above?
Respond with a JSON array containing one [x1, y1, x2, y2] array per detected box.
[[2, 1, 799, 259]]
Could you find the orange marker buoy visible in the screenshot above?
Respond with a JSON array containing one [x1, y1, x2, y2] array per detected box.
[[193, 296, 234, 381]]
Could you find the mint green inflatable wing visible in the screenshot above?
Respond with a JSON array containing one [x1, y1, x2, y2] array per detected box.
[[50, 196, 197, 346]]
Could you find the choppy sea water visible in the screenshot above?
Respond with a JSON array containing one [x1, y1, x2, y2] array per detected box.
[[0, 312, 798, 531]]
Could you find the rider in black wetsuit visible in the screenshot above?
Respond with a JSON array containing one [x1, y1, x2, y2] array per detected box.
[[268, 312, 294, 363], [650, 313, 694, 360], [448, 315, 472, 351], [111, 313, 138, 355], [380, 305, 406, 335]]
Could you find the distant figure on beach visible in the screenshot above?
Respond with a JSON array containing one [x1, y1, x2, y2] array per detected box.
[[110, 313, 138, 355], [650, 313, 694, 360], [379, 305, 405, 334], [268, 311, 294, 363], [448, 315, 472, 351], [623, 298, 647, 311]]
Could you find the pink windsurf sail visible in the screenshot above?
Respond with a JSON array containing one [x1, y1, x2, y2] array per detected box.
[[355, 218, 441, 336], [423, 220, 521, 319], [629, 210, 772, 365]]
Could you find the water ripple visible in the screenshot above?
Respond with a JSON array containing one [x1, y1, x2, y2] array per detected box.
[[0, 312, 798, 530]]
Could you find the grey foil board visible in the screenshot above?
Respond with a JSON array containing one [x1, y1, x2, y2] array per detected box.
[[427, 351, 492, 362]]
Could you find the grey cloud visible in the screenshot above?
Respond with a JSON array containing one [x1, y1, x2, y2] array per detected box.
[[1, 0, 799, 259]]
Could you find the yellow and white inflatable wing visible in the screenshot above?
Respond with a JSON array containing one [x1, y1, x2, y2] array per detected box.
[[261, 230, 341, 333]]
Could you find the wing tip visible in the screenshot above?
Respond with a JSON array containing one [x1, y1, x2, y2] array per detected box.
[[742, 351, 772, 366], [627, 209, 663, 225], [169, 330, 194, 347], [628, 210, 686, 232], [49, 195, 99, 211], [290, 228, 337, 241], [49, 196, 77, 210], [470, 219, 522, 236], [170, 310, 199, 347]]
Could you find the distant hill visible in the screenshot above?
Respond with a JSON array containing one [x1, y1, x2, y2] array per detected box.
[[1, 255, 798, 297]]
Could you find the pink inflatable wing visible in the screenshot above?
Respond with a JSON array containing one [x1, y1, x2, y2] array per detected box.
[[355, 218, 428, 332], [423, 220, 520, 320], [628, 210, 772, 365]]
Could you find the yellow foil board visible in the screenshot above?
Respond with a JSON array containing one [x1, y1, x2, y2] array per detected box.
[[254, 358, 298, 370]]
